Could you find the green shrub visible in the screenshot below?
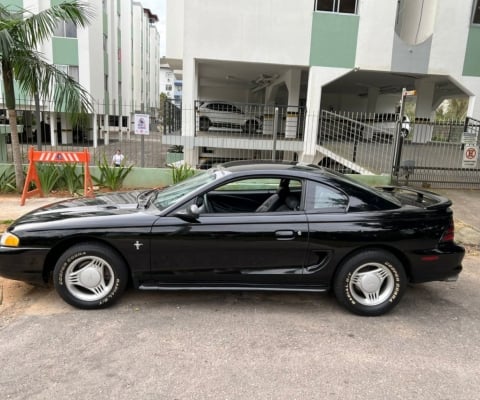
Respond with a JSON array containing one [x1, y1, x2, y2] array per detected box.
[[93, 154, 134, 190], [0, 166, 16, 193], [171, 163, 195, 184], [59, 164, 83, 195], [37, 163, 61, 195]]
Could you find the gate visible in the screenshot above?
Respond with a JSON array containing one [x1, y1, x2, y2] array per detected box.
[[395, 117, 480, 189]]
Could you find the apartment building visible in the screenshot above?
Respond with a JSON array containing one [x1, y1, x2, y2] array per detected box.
[[164, 0, 480, 165], [0, 0, 160, 145]]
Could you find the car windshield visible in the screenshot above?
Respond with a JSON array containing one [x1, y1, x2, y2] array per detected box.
[[152, 169, 230, 210]]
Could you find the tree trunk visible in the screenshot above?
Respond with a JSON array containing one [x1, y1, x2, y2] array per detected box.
[[7, 108, 24, 191], [1, 61, 25, 191]]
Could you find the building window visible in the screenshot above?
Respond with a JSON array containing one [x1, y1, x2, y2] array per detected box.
[[56, 65, 79, 83], [315, 0, 358, 14], [54, 21, 77, 38], [473, 0, 480, 23], [108, 115, 119, 127]]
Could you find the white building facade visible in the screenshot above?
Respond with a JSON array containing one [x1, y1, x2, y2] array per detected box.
[[0, 0, 161, 146], [165, 0, 480, 164]]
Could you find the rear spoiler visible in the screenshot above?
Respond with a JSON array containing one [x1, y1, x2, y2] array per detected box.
[[378, 186, 452, 210]]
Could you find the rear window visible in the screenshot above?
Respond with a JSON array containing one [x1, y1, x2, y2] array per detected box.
[[305, 182, 348, 212]]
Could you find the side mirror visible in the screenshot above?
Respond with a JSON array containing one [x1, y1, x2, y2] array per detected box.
[[174, 204, 200, 223]]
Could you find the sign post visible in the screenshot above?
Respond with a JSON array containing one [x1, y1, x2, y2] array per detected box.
[[461, 131, 479, 168], [134, 113, 150, 167]]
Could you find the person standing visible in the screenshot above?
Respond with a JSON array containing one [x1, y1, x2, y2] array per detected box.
[[112, 149, 124, 167]]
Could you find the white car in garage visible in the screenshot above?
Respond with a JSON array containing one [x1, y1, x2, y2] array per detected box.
[[197, 101, 262, 133]]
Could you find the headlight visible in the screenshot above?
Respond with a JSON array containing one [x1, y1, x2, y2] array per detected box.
[[1, 232, 20, 247]]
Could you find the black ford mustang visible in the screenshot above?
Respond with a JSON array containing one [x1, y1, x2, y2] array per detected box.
[[0, 162, 465, 316]]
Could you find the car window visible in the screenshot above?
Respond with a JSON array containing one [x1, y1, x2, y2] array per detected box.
[[200, 177, 303, 213], [305, 181, 348, 212], [153, 170, 230, 211]]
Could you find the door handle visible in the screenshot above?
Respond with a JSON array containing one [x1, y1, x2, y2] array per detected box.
[[275, 230, 296, 240]]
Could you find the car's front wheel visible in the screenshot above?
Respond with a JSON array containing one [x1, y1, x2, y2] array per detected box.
[[53, 243, 128, 309], [333, 250, 407, 316]]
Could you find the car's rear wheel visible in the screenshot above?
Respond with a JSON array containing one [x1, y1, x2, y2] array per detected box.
[[333, 250, 407, 316], [244, 120, 259, 134], [199, 117, 211, 131], [53, 243, 128, 309]]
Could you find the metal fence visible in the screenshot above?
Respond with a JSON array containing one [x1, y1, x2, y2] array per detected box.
[[162, 102, 306, 167], [395, 117, 480, 189], [2, 96, 480, 188], [318, 110, 480, 188], [1, 97, 168, 168]]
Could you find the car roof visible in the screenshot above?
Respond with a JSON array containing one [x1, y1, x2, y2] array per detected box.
[[217, 160, 327, 175], [215, 160, 395, 203]]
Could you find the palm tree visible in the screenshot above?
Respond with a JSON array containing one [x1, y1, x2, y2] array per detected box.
[[0, 1, 94, 190]]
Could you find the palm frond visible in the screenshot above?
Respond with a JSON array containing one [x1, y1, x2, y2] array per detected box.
[[13, 50, 93, 121], [6, 1, 94, 49]]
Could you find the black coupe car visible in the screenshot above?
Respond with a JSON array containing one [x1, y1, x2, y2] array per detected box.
[[0, 161, 464, 316]]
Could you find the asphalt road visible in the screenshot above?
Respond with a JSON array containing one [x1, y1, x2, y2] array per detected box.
[[0, 254, 479, 400]]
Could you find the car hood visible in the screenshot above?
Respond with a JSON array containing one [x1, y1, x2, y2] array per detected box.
[[11, 191, 145, 227]]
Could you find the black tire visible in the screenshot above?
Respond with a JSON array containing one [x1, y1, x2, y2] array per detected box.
[[244, 120, 259, 134], [53, 242, 128, 309], [199, 117, 211, 131], [333, 250, 407, 316]]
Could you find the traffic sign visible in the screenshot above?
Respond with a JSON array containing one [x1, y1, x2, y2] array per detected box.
[[462, 145, 478, 168]]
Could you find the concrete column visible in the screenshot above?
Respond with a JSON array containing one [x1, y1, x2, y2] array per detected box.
[[285, 69, 301, 139], [92, 113, 98, 148], [301, 66, 350, 163], [50, 112, 57, 146], [60, 114, 69, 144], [367, 87, 380, 113], [413, 78, 435, 143], [103, 114, 110, 145], [182, 57, 198, 166], [263, 86, 278, 135]]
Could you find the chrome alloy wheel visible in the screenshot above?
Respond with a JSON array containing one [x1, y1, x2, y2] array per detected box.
[[64, 255, 115, 302], [349, 262, 395, 306]]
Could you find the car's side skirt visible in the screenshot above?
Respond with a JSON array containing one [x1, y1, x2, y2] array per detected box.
[[138, 284, 329, 292]]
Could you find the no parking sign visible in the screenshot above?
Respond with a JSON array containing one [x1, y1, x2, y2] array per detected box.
[[134, 114, 150, 135], [463, 145, 478, 168]]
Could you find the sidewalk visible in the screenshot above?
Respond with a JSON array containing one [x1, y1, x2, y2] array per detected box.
[[0, 196, 65, 220], [0, 190, 479, 247], [436, 189, 480, 248]]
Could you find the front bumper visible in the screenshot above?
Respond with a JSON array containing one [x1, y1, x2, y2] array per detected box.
[[0, 246, 50, 286]]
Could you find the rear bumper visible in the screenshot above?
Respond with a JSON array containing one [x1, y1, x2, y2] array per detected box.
[[409, 243, 465, 283], [0, 246, 49, 286]]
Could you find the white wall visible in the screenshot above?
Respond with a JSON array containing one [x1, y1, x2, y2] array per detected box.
[[85, 0, 104, 103], [355, 0, 397, 70], [181, 0, 312, 66], [121, 1, 133, 112], [429, 1, 472, 77], [166, 0, 184, 61], [132, 4, 144, 110]]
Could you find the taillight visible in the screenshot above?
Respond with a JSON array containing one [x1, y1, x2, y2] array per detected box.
[[440, 220, 455, 243]]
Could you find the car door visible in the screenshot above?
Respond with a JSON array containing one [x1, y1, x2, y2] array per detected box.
[[301, 180, 353, 284], [148, 177, 309, 286]]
